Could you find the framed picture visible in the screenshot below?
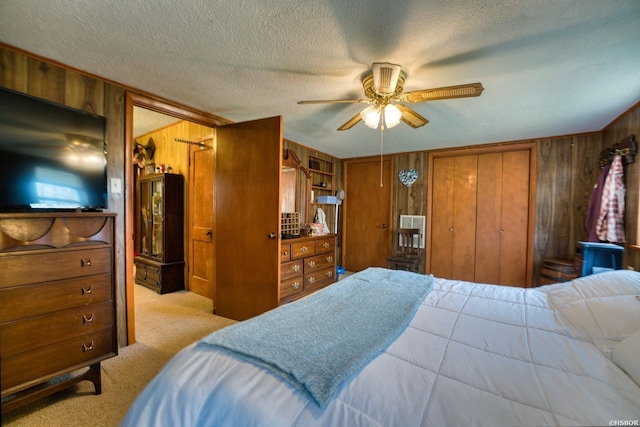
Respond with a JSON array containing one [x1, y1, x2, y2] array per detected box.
[[145, 163, 155, 175]]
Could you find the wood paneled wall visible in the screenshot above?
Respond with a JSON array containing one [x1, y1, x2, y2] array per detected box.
[[1, 47, 128, 346], [603, 103, 640, 268], [386, 108, 640, 285], [135, 120, 213, 178]]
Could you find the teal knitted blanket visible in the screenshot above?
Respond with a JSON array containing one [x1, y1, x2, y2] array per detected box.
[[199, 267, 433, 407]]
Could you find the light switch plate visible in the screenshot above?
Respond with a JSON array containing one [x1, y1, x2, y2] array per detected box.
[[110, 178, 122, 194]]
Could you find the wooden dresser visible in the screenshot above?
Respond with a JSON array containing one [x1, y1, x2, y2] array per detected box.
[[0, 213, 117, 413], [280, 234, 337, 303]]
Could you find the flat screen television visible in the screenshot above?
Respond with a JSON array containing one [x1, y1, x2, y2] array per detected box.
[[0, 87, 107, 212]]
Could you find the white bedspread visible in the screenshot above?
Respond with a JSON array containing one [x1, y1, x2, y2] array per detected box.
[[122, 269, 640, 426]]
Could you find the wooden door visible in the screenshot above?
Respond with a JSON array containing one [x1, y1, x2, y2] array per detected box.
[[429, 155, 477, 281], [475, 150, 531, 286], [498, 150, 531, 285], [429, 157, 455, 277], [475, 152, 503, 284], [188, 135, 215, 299], [343, 157, 392, 272], [214, 116, 282, 321]]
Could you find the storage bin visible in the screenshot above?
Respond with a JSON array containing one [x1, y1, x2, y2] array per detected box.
[[317, 196, 337, 204]]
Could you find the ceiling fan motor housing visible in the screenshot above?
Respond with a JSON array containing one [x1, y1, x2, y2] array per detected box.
[[372, 62, 402, 96]]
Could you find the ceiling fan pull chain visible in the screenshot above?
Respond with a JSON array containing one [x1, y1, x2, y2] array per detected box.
[[380, 124, 384, 187]]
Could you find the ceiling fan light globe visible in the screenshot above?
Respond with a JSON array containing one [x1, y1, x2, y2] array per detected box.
[[383, 104, 402, 128], [361, 105, 381, 129]]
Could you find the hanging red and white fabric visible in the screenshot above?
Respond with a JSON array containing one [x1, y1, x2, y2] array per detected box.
[[596, 154, 626, 243]]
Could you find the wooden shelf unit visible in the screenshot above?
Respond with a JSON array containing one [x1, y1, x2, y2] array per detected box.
[[309, 156, 334, 203]]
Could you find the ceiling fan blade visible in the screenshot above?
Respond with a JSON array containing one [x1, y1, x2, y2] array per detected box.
[[399, 82, 484, 103], [396, 104, 429, 128], [297, 99, 370, 105], [337, 112, 363, 131]]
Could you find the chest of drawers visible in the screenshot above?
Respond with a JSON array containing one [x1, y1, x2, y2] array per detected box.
[[0, 213, 117, 413], [280, 234, 336, 303]]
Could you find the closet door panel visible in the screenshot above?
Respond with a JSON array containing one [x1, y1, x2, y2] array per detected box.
[[430, 157, 455, 278], [475, 152, 503, 284], [451, 155, 478, 282], [499, 150, 531, 286]]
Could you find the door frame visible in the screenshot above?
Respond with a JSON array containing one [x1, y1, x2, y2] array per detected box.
[[124, 92, 228, 344]]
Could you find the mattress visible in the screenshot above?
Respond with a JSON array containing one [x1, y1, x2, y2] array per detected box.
[[122, 269, 640, 426]]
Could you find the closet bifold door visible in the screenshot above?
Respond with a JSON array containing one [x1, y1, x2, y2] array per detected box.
[[475, 150, 530, 286], [427, 143, 535, 287]]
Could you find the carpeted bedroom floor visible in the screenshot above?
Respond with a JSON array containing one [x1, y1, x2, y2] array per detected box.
[[3, 285, 236, 427]]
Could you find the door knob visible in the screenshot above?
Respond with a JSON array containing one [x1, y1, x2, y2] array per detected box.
[[380, 224, 387, 229], [268, 233, 277, 239]]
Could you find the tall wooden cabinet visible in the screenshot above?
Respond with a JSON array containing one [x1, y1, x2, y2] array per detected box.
[[427, 144, 535, 287], [135, 173, 184, 294], [0, 213, 117, 413]]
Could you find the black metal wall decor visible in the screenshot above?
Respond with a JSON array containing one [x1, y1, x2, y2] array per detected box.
[[599, 135, 637, 168]]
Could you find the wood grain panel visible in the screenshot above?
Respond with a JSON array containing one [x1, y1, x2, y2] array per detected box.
[[0, 49, 28, 91], [500, 150, 531, 285], [429, 157, 455, 277], [475, 152, 502, 284], [28, 58, 65, 102], [64, 73, 104, 115], [451, 155, 478, 281]]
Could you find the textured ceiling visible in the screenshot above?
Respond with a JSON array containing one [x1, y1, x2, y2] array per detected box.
[[1, 0, 639, 158]]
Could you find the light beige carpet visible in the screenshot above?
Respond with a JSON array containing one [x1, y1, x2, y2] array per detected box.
[[3, 285, 235, 426]]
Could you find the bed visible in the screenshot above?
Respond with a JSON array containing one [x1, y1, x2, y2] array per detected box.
[[122, 267, 640, 426]]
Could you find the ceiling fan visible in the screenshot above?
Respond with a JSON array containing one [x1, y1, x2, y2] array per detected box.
[[298, 62, 484, 131]]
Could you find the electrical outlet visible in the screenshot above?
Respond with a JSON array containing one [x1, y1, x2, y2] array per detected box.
[[110, 178, 122, 194]]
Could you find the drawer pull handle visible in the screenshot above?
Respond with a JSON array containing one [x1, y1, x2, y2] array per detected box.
[[283, 251, 288, 256], [292, 265, 300, 272], [327, 271, 333, 278], [83, 341, 94, 352], [326, 256, 333, 262], [308, 260, 316, 268], [301, 246, 308, 253], [82, 286, 93, 295], [308, 276, 315, 284], [81, 258, 92, 267], [323, 242, 330, 248], [83, 314, 94, 324], [292, 281, 300, 290]]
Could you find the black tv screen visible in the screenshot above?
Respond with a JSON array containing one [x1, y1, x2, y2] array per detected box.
[[0, 87, 107, 212]]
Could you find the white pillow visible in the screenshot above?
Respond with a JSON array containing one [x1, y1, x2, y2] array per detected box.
[[612, 329, 640, 385], [588, 295, 640, 340]]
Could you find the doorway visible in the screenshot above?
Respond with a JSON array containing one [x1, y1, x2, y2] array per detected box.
[[125, 92, 223, 344]]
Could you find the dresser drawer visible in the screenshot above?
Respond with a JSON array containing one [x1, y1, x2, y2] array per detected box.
[[303, 253, 335, 274], [1, 247, 112, 287], [1, 301, 113, 358], [0, 273, 112, 323], [315, 237, 335, 254], [304, 267, 335, 292], [1, 327, 115, 392], [280, 276, 304, 300], [291, 241, 315, 259], [280, 244, 291, 262], [281, 260, 303, 280]]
